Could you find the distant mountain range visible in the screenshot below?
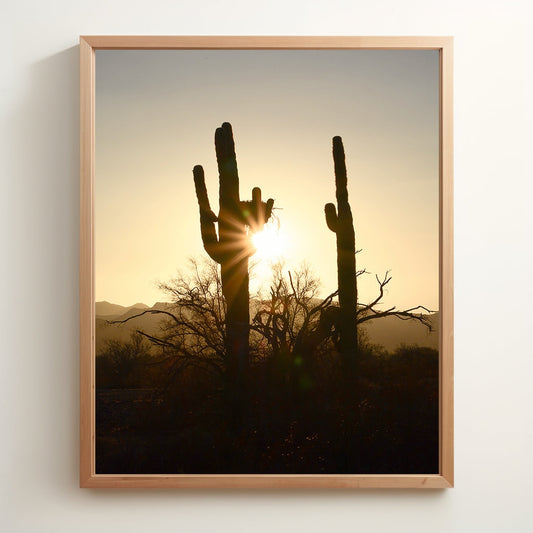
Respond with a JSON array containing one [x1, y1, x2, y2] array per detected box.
[[95, 301, 168, 352], [95, 301, 150, 317], [95, 300, 438, 354]]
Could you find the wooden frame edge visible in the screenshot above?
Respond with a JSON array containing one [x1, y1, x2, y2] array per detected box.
[[439, 37, 454, 488], [80, 36, 453, 489], [81, 474, 452, 489], [80, 36, 95, 488], [80, 35, 453, 50]]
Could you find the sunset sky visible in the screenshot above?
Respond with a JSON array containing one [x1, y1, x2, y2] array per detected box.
[[95, 49, 439, 311]]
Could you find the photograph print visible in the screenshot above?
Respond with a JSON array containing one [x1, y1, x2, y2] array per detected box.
[[93, 46, 442, 476]]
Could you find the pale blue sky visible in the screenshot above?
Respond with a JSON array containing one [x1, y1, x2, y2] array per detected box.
[[95, 49, 439, 310]]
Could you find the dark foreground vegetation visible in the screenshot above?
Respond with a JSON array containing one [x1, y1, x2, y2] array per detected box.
[[95, 264, 438, 475], [96, 341, 438, 474]]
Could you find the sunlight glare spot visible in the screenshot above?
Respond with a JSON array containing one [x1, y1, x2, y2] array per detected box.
[[251, 223, 288, 262]]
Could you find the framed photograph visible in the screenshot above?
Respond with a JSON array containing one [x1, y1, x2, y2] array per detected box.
[[80, 36, 453, 488]]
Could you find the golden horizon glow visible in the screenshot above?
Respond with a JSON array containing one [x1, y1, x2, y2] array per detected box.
[[95, 50, 439, 310]]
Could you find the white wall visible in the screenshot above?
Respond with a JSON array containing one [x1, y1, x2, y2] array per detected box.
[[1, 1, 532, 531]]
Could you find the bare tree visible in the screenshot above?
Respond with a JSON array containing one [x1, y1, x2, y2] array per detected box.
[[356, 270, 433, 330], [250, 262, 338, 364], [108, 260, 226, 384], [249, 262, 434, 389]]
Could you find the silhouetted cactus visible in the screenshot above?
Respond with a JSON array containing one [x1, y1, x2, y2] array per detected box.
[[325, 136, 358, 370], [193, 122, 274, 415]]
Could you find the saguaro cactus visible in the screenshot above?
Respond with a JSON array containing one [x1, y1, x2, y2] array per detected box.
[[193, 122, 274, 406], [324, 136, 358, 369]]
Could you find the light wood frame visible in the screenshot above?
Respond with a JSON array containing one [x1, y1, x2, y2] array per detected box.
[[80, 36, 453, 489]]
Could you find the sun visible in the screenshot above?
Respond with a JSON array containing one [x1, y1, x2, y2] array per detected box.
[[249, 217, 292, 290], [251, 220, 288, 262]]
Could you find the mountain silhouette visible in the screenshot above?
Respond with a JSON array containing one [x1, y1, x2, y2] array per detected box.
[[95, 300, 438, 354], [95, 301, 149, 317]]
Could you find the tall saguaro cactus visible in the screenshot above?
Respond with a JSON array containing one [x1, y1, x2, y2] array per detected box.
[[193, 122, 274, 409], [325, 136, 358, 369]]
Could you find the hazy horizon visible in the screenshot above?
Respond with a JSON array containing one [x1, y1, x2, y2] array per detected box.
[[95, 49, 439, 310]]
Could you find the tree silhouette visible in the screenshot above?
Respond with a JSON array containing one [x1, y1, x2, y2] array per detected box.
[[252, 264, 336, 348], [107, 260, 226, 383], [356, 269, 433, 328]]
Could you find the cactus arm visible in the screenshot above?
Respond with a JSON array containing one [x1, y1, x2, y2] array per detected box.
[[251, 187, 263, 226], [252, 186, 262, 206], [325, 203, 338, 232], [193, 165, 225, 263], [250, 187, 275, 229], [193, 165, 218, 222], [265, 198, 274, 221], [240, 188, 275, 232]]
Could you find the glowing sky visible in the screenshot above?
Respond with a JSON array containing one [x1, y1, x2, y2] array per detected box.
[[95, 49, 439, 310]]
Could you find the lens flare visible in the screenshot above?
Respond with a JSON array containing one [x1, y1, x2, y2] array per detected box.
[[251, 222, 288, 262]]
